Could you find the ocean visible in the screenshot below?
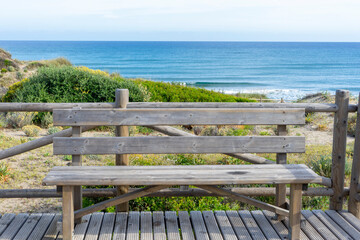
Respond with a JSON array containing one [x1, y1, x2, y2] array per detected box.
[[1, 41, 360, 100]]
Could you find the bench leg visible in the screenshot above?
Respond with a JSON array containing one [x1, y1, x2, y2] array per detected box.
[[289, 184, 302, 240], [63, 186, 74, 240]]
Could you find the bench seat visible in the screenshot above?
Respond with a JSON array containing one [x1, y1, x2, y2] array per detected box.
[[43, 164, 322, 186]]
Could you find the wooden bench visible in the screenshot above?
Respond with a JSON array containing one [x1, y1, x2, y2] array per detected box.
[[43, 165, 322, 240], [43, 94, 322, 240]]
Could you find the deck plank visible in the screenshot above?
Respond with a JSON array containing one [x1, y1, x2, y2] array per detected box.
[[312, 210, 351, 240], [251, 210, 281, 240], [339, 210, 360, 232], [214, 211, 237, 240], [141, 212, 153, 240], [13, 213, 42, 240], [126, 211, 140, 240], [178, 211, 195, 240], [42, 214, 61, 240], [0, 214, 16, 236], [302, 210, 337, 240], [262, 210, 290, 240], [99, 212, 116, 240], [325, 210, 360, 239], [238, 210, 267, 240], [190, 211, 210, 240], [202, 211, 223, 240], [165, 211, 181, 240], [153, 211, 166, 240], [225, 210, 252, 240], [283, 215, 313, 240], [84, 212, 104, 240], [73, 214, 91, 240], [28, 213, 55, 240], [113, 212, 128, 240], [0, 213, 29, 240], [0, 210, 358, 239]]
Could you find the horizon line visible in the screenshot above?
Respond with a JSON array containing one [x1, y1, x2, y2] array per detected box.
[[1, 40, 360, 43]]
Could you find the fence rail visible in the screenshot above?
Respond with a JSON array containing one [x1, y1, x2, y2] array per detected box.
[[0, 89, 359, 218]]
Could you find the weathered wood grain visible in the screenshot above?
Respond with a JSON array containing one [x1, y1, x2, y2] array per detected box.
[[213, 211, 237, 240], [153, 211, 166, 240], [140, 212, 152, 240], [43, 164, 322, 186], [178, 211, 195, 240], [330, 90, 349, 210], [74, 186, 170, 219], [53, 136, 305, 155], [113, 212, 128, 240], [115, 89, 130, 212], [2, 102, 355, 112], [202, 211, 223, 240], [13, 213, 42, 240], [165, 211, 181, 240], [225, 211, 252, 240], [289, 184, 302, 240], [62, 186, 74, 240], [98, 213, 116, 240], [198, 185, 289, 216], [238, 210, 266, 240], [190, 211, 210, 240], [53, 108, 305, 126], [349, 93, 360, 217]]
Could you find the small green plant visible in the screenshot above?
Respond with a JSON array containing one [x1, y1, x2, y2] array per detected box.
[[16, 71, 23, 80], [259, 131, 271, 136], [136, 126, 154, 135], [4, 59, 12, 67], [6, 112, 36, 128], [310, 154, 351, 178], [305, 113, 314, 124], [63, 155, 72, 161], [0, 163, 10, 183], [22, 125, 41, 137], [1, 68, 7, 73], [7, 66, 15, 72], [40, 112, 53, 128], [348, 113, 357, 137], [47, 126, 63, 135]]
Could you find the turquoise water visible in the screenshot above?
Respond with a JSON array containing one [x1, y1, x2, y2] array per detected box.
[[1, 41, 360, 99]]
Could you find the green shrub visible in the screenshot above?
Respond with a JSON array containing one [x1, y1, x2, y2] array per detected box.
[[0, 163, 10, 183], [5, 112, 35, 128], [40, 112, 53, 128], [4, 59, 12, 67], [348, 113, 357, 137], [310, 154, 351, 178], [134, 79, 254, 102], [48, 126, 63, 135], [22, 125, 41, 137], [3, 66, 149, 104], [16, 71, 23, 80], [1, 68, 7, 73], [7, 66, 15, 72]]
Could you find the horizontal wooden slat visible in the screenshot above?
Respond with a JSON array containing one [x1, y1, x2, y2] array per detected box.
[[43, 164, 322, 186], [53, 108, 305, 126], [2, 102, 357, 113], [53, 136, 305, 155]]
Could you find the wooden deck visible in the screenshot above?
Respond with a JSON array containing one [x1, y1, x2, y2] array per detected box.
[[0, 210, 360, 240]]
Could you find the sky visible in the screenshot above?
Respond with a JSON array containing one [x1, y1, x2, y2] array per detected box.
[[1, 0, 360, 41]]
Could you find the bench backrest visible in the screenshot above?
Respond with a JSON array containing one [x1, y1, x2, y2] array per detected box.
[[52, 107, 305, 155]]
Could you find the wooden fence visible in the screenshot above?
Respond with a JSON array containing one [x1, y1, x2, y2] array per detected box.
[[1, 89, 360, 218]]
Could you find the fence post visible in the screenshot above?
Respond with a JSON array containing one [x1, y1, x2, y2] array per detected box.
[[330, 90, 349, 210], [349, 93, 360, 217], [71, 110, 82, 223], [115, 89, 130, 212], [276, 97, 287, 219]]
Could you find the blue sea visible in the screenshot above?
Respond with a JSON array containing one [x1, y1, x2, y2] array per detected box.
[[1, 41, 360, 100]]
